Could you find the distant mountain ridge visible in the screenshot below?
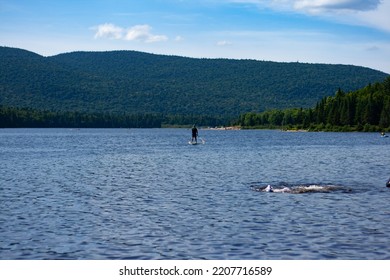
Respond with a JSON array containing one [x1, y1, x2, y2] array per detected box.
[[0, 46, 388, 119]]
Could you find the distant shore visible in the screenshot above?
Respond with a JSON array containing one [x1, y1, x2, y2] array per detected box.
[[240, 124, 389, 133], [202, 126, 241, 130]]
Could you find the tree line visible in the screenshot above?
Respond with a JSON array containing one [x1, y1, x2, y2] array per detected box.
[[2, 76, 390, 130], [0, 106, 228, 128], [237, 77, 390, 132]]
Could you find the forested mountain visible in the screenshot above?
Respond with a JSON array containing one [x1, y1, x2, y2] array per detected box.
[[0, 46, 388, 122], [237, 77, 390, 131]]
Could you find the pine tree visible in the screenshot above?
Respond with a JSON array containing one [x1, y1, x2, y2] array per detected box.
[[379, 97, 390, 128]]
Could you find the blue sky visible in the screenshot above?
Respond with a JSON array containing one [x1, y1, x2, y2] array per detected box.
[[1, 0, 389, 73]]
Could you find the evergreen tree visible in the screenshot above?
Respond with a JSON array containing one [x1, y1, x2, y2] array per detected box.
[[237, 77, 390, 131], [379, 98, 390, 128]]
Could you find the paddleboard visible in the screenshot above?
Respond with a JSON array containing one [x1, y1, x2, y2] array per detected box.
[[188, 137, 205, 145]]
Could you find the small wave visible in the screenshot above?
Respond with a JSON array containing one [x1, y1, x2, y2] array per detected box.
[[251, 183, 350, 194]]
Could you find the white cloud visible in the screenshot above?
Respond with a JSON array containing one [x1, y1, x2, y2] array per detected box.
[[93, 23, 168, 43], [229, 0, 389, 32], [124, 25, 168, 43], [94, 23, 123, 40], [230, 0, 382, 12], [357, 0, 390, 32], [293, 0, 381, 12]]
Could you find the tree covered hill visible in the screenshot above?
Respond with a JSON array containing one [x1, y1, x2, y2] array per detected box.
[[0, 46, 388, 119]]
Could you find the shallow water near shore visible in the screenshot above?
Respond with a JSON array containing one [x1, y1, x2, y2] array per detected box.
[[1, 128, 390, 259]]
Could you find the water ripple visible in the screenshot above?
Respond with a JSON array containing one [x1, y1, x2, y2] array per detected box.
[[1, 129, 390, 259]]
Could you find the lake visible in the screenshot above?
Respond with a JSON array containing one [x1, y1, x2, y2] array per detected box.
[[1, 128, 389, 259]]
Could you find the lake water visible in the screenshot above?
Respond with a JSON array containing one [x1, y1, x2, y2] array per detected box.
[[1, 128, 390, 260]]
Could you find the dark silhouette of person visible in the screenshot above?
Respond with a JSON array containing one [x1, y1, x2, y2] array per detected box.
[[191, 125, 198, 143]]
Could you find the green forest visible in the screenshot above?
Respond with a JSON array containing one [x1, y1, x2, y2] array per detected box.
[[237, 77, 390, 132], [1, 47, 389, 129], [0, 46, 388, 119], [2, 76, 390, 130], [0, 106, 227, 128]]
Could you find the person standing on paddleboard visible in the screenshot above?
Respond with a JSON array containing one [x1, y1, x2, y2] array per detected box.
[[192, 125, 198, 143]]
